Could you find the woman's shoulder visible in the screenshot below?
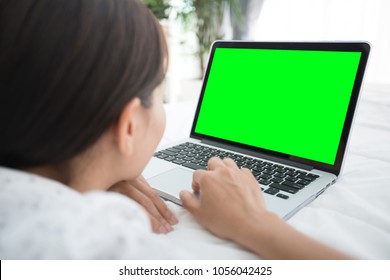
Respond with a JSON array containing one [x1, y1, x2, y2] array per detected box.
[[0, 167, 188, 259]]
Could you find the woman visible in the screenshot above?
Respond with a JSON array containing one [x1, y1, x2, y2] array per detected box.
[[0, 0, 348, 259]]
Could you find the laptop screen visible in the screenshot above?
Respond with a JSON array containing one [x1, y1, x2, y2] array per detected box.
[[193, 45, 364, 166]]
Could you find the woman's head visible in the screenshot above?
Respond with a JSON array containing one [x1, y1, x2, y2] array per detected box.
[[0, 0, 167, 172]]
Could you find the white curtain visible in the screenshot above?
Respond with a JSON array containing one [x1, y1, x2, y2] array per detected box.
[[254, 0, 390, 85]]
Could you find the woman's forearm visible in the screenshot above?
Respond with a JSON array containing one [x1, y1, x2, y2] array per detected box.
[[236, 213, 351, 260]]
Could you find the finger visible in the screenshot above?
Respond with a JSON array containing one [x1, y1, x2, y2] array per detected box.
[[192, 169, 208, 192], [207, 156, 224, 170], [124, 186, 173, 232], [192, 180, 200, 193], [240, 167, 262, 191], [180, 190, 201, 215], [241, 167, 255, 177], [148, 213, 172, 234], [223, 157, 240, 169], [134, 178, 178, 225]]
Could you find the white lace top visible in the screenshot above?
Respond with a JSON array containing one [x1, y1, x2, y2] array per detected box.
[[0, 167, 189, 259]]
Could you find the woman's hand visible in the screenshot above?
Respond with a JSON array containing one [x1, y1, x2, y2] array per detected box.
[[180, 157, 350, 259], [179, 157, 272, 240], [109, 176, 178, 234]]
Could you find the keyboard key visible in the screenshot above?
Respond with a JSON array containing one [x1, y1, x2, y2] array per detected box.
[[258, 174, 272, 180], [274, 168, 285, 173], [173, 159, 185, 165], [161, 150, 178, 156], [252, 167, 263, 172], [271, 177, 284, 183], [177, 143, 188, 148], [264, 187, 279, 195], [286, 170, 298, 176], [156, 154, 168, 159], [282, 180, 304, 190], [182, 162, 207, 170], [253, 159, 264, 165], [176, 154, 186, 159], [273, 172, 286, 178], [263, 169, 275, 175], [297, 174, 315, 181], [241, 163, 253, 169], [276, 193, 289, 199], [167, 148, 181, 153], [268, 165, 277, 171], [269, 182, 298, 194], [297, 179, 310, 186], [285, 176, 298, 182], [307, 173, 320, 179], [258, 179, 271, 186]]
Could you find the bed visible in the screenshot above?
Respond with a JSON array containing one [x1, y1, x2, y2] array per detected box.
[[158, 83, 390, 259]]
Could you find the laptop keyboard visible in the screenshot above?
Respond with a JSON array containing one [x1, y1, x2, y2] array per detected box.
[[153, 142, 320, 200]]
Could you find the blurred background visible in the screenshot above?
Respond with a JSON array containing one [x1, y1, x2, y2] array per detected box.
[[141, 0, 390, 103]]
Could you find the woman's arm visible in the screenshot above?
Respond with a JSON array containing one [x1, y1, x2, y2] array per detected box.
[[109, 176, 178, 234], [180, 157, 350, 259]]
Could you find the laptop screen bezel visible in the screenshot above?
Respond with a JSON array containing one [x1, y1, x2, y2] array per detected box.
[[189, 41, 370, 176]]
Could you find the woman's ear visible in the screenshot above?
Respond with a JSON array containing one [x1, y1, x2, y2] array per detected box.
[[115, 98, 142, 157]]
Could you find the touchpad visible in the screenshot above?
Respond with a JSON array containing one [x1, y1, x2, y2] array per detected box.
[[148, 168, 194, 205]]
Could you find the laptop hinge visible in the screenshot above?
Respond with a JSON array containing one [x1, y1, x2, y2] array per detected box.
[[201, 139, 313, 171]]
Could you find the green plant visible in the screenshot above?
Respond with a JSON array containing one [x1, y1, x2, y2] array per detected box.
[[176, 0, 243, 77], [142, 0, 170, 20]]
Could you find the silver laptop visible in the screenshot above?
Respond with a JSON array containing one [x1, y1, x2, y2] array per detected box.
[[143, 41, 370, 220]]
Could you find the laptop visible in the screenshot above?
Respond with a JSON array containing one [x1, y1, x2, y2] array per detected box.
[[143, 41, 370, 220]]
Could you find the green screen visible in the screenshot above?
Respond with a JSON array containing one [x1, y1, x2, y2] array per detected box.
[[194, 48, 361, 165]]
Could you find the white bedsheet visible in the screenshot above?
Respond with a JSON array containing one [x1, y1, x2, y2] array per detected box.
[[160, 84, 390, 259]]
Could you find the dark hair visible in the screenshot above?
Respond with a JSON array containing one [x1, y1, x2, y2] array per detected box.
[[0, 0, 167, 168]]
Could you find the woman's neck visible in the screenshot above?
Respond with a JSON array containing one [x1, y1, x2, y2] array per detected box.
[[24, 163, 71, 185], [23, 158, 113, 193], [22, 132, 124, 192]]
